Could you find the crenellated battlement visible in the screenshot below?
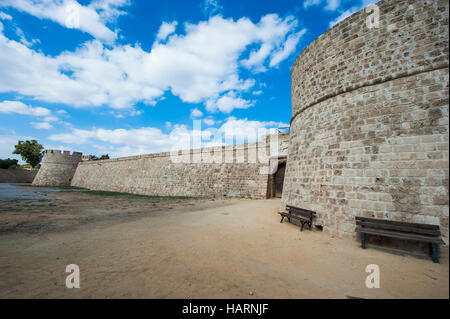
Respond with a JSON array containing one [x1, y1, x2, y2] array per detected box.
[[32, 150, 83, 186], [42, 150, 83, 164]]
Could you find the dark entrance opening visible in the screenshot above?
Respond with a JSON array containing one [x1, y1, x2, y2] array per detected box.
[[275, 163, 286, 198]]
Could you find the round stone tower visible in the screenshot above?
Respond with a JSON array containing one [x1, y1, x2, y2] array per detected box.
[[32, 150, 83, 186], [282, 0, 449, 244]]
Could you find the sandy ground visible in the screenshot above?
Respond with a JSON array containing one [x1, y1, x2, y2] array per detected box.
[[0, 184, 448, 299]]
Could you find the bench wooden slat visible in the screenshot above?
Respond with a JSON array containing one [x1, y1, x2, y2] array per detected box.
[[355, 226, 441, 243], [279, 205, 316, 232], [356, 216, 441, 262], [286, 205, 316, 215], [288, 211, 311, 218], [286, 209, 314, 219], [355, 216, 439, 230], [356, 220, 441, 236], [280, 212, 311, 222]]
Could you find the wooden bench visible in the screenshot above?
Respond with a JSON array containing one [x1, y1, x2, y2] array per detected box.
[[279, 205, 316, 232], [355, 216, 442, 263]]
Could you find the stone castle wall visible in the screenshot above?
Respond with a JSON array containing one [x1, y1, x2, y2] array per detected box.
[[70, 141, 278, 198], [0, 169, 37, 183], [282, 0, 449, 244], [271, 132, 290, 157], [266, 132, 290, 198], [32, 150, 82, 186]]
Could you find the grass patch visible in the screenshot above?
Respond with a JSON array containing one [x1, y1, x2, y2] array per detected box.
[[81, 190, 193, 200], [51, 186, 86, 190]]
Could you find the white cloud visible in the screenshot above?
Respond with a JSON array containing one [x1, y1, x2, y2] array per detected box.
[[15, 26, 40, 47], [0, 100, 60, 130], [48, 117, 288, 157], [43, 115, 59, 122], [328, 0, 379, 27], [89, 0, 130, 22], [109, 109, 143, 118], [156, 21, 177, 41], [303, 0, 341, 11], [129, 109, 143, 116], [0, 14, 304, 113], [0, 134, 34, 161], [31, 121, 53, 130], [0, 12, 12, 20], [206, 92, 254, 113], [49, 125, 192, 157], [0, 0, 129, 42], [203, 117, 216, 126], [200, 0, 223, 17], [217, 116, 286, 143], [240, 43, 271, 72], [190, 108, 203, 118], [269, 29, 306, 67], [0, 10, 41, 47], [325, 0, 340, 11], [0, 36, 163, 109], [0, 100, 51, 117], [303, 0, 321, 9], [240, 15, 304, 71], [329, 8, 356, 27]]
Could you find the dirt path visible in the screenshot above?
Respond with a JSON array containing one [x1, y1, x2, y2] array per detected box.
[[0, 187, 448, 298]]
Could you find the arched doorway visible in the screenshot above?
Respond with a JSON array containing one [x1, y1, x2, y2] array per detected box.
[[275, 163, 286, 198]]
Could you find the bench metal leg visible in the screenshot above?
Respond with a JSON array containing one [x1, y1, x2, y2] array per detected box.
[[431, 243, 439, 263], [361, 233, 366, 249], [300, 222, 304, 232], [309, 222, 312, 230], [280, 216, 285, 223]]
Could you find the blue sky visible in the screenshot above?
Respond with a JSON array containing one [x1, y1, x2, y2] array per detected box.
[[0, 0, 377, 161]]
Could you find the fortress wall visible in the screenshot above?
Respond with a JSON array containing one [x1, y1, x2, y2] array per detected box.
[[291, 0, 449, 118], [0, 169, 37, 183], [32, 150, 82, 186], [283, 0, 449, 244], [265, 132, 290, 198], [270, 132, 290, 157], [71, 142, 276, 198]]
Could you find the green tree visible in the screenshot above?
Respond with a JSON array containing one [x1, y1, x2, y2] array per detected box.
[[0, 158, 18, 169], [13, 140, 44, 168], [90, 154, 110, 161]]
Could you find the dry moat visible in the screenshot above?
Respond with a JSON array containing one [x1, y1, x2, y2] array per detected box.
[[0, 184, 448, 299]]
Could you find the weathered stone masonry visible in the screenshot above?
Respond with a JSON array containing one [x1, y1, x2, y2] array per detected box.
[[32, 150, 82, 186], [34, 133, 290, 199], [71, 143, 271, 198], [282, 0, 449, 244], [0, 169, 37, 183]]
